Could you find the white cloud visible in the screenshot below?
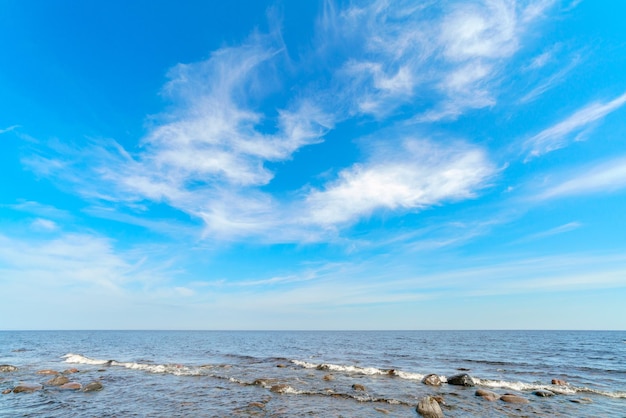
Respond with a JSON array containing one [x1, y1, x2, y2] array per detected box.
[[525, 91, 626, 159], [538, 156, 626, 199], [304, 139, 495, 226], [30, 218, 58, 231], [0, 125, 19, 135]]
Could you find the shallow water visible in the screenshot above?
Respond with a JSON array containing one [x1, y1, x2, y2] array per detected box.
[[1, 330, 625, 417]]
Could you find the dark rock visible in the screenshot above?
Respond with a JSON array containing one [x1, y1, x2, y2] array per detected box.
[[551, 379, 567, 386], [447, 373, 475, 387], [352, 384, 366, 391], [457, 368, 470, 371], [416, 396, 444, 418], [422, 374, 442, 386], [570, 397, 592, 404], [46, 375, 69, 386], [13, 383, 43, 393], [37, 369, 59, 375], [276, 364, 287, 368], [83, 381, 103, 392], [500, 394, 530, 404], [59, 382, 82, 390], [533, 390, 555, 397], [475, 389, 499, 401], [0, 365, 18, 373]]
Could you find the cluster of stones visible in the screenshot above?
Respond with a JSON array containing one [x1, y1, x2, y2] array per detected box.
[[415, 373, 584, 417], [0, 365, 103, 394]]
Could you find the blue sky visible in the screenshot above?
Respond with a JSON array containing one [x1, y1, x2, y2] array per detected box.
[[1, 0, 626, 330]]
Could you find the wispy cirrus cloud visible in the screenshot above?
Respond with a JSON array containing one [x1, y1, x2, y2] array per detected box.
[[537, 156, 626, 199], [524, 91, 626, 159], [0, 125, 20, 135]]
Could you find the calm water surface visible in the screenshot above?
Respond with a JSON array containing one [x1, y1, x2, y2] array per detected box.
[[1, 331, 625, 417]]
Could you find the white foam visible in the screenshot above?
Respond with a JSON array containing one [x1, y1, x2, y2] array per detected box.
[[63, 353, 110, 365], [393, 370, 426, 380], [291, 360, 391, 376], [476, 378, 576, 395]]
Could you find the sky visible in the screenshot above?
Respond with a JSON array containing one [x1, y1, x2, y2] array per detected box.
[[1, 0, 626, 330]]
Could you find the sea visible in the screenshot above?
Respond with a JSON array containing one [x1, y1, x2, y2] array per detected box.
[[0, 330, 624, 417]]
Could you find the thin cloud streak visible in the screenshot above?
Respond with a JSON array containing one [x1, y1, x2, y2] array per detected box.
[[524, 91, 626, 159]]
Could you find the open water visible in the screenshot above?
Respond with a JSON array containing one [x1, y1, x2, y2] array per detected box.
[[1, 330, 625, 417]]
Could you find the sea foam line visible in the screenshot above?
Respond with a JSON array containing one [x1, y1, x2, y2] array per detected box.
[[291, 359, 426, 380], [63, 353, 198, 376]]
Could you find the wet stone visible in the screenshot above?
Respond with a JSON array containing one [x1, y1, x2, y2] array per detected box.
[[352, 384, 366, 391], [323, 374, 334, 381], [60, 382, 82, 390], [533, 390, 555, 397], [47, 375, 70, 386], [269, 384, 290, 393], [500, 394, 530, 404], [417, 396, 444, 418], [63, 368, 80, 374], [570, 397, 593, 404], [422, 374, 442, 386], [551, 378, 567, 385], [2, 389, 12, 394], [447, 373, 475, 387], [0, 365, 18, 373], [37, 369, 59, 375], [475, 389, 499, 402], [13, 383, 43, 393], [83, 381, 103, 392]]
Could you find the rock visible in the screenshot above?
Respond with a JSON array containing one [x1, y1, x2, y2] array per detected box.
[[551, 379, 567, 385], [83, 381, 103, 392], [416, 396, 444, 418], [431, 395, 446, 405], [323, 374, 334, 381], [248, 402, 265, 409], [2, 388, 13, 394], [422, 374, 442, 386], [447, 373, 475, 387], [252, 378, 277, 387], [63, 368, 79, 374], [276, 364, 287, 368], [269, 384, 290, 393], [570, 397, 592, 404], [374, 407, 390, 414], [46, 375, 69, 386], [500, 394, 530, 404], [475, 389, 499, 401], [37, 369, 59, 375], [352, 384, 366, 391], [0, 365, 18, 373], [533, 390, 555, 397], [59, 382, 82, 390], [13, 383, 43, 393]]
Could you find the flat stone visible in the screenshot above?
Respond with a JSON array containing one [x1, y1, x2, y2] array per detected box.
[[46, 375, 69, 386], [37, 369, 59, 375], [63, 368, 80, 374], [13, 383, 43, 393], [59, 382, 82, 390], [533, 390, 555, 397], [500, 394, 530, 404], [416, 396, 444, 418], [248, 402, 265, 409], [475, 389, 499, 401], [0, 365, 18, 373], [570, 398, 593, 404], [2, 389, 12, 394], [269, 384, 290, 393]]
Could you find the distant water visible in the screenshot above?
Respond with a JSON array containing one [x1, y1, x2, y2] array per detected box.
[[1, 331, 625, 417]]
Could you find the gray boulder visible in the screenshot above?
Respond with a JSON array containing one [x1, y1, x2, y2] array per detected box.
[[422, 374, 442, 386], [417, 396, 444, 418]]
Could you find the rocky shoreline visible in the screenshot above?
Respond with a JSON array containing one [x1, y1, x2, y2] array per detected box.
[[0, 363, 599, 416]]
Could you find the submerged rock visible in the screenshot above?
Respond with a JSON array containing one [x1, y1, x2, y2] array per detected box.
[[0, 365, 18, 373], [570, 397, 593, 404], [447, 373, 475, 387], [500, 394, 530, 404], [13, 383, 43, 393], [417, 396, 444, 418], [323, 374, 334, 381], [352, 384, 366, 391], [60, 382, 82, 390], [46, 375, 70, 386], [83, 381, 103, 392], [269, 384, 290, 393], [37, 369, 59, 375], [2, 388, 12, 394], [533, 390, 555, 397], [63, 368, 80, 374], [475, 389, 499, 401], [422, 374, 442, 386], [551, 378, 567, 386]]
